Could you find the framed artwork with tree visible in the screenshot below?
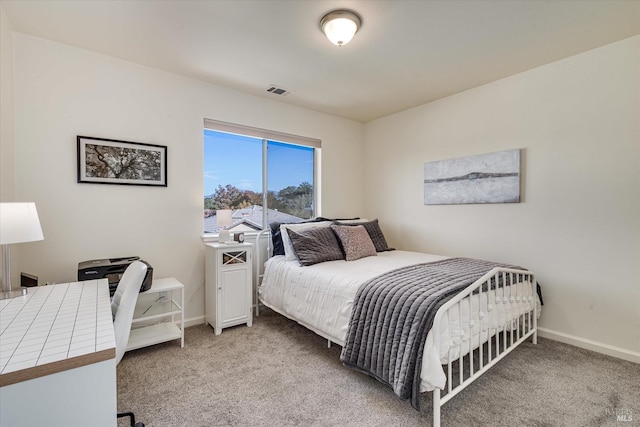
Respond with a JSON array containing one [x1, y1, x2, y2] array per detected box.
[[77, 136, 167, 187]]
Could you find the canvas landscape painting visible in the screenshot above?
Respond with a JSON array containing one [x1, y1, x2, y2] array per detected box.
[[424, 149, 521, 205]]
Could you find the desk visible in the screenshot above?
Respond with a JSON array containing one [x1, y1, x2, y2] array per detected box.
[[0, 279, 116, 427]]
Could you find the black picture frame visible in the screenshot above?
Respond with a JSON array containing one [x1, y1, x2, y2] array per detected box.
[[77, 136, 167, 187]]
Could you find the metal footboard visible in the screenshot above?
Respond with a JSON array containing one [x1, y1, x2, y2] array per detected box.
[[430, 267, 538, 427]]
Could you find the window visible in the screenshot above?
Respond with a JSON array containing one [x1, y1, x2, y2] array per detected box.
[[204, 119, 320, 233]]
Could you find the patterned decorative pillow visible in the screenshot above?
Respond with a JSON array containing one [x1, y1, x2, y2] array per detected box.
[[288, 227, 344, 266], [334, 219, 393, 252], [330, 224, 377, 261]]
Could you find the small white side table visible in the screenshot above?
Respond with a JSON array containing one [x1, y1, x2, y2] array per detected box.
[[127, 277, 185, 351], [205, 243, 253, 335]]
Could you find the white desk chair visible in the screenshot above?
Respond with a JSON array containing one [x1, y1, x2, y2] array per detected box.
[[113, 261, 147, 427]]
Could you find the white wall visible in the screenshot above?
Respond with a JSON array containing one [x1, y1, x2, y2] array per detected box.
[[0, 6, 20, 291], [4, 16, 638, 363], [1, 6, 15, 201], [364, 36, 640, 361], [8, 33, 364, 323]]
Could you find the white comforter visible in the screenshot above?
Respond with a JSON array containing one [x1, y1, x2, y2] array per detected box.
[[259, 251, 539, 391]]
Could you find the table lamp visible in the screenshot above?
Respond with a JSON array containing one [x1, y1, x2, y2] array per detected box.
[[0, 202, 44, 299], [216, 209, 233, 243]]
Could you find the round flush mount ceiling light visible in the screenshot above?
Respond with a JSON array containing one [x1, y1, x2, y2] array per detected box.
[[320, 10, 361, 47]]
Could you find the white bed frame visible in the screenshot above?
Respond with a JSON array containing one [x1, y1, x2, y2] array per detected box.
[[254, 230, 537, 427], [430, 267, 537, 427]]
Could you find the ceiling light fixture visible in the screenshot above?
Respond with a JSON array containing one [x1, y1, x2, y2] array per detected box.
[[320, 10, 361, 47]]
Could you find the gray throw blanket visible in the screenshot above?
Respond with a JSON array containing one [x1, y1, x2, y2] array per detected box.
[[340, 257, 518, 410]]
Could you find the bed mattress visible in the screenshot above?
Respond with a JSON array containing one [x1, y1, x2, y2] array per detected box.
[[258, 250, 539, 391]]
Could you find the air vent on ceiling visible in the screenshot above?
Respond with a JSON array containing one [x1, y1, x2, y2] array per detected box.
[[266, 85, 289, 96]]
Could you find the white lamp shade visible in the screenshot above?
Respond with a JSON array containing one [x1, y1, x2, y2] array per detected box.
[[216, 209, 233, 228], [0, 203, 44, 245], [321, 10, 361, 46]]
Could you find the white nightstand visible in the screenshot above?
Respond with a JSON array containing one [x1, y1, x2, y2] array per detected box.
[[205, 242, 253, 335]]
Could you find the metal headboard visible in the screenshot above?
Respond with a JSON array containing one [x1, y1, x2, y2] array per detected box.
[[254, 228, 272, 316]]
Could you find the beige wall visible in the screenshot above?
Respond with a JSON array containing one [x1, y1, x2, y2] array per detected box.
[[364, 36, 640, 361], [8, 33, 364, 322], [4, 13, 639, 362], [0, 6, 19, 290], [1, 6, 15, 201]]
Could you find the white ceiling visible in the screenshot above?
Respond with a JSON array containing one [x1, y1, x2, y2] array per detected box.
[[2, 0, 639, 123]]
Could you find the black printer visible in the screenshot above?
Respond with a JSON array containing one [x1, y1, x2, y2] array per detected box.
[[78, 256, 153, 296]]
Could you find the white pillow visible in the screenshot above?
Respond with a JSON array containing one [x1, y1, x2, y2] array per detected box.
[[281, 221, 332, 261]]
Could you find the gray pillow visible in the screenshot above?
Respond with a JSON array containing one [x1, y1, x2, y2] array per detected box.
[[334, 219, 393, 252], [330, 224, 377, 261], [288, 227, 345, 266]]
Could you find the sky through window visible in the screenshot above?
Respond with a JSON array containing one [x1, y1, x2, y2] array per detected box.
[[204, 130, 313, 197]]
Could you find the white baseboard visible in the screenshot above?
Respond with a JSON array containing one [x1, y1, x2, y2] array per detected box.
[[538, 327, 640, 364], [184, 315, 206, 328]]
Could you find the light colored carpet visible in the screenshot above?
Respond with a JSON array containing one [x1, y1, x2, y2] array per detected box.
[[117, 308, 639, 426]]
